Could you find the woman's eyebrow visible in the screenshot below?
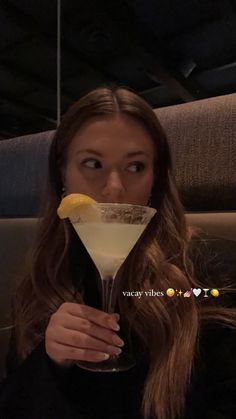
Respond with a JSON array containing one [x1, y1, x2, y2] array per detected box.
[[76, 149, 102, 156], [125, 151, 150, 158], [76, 149, 150, 158]]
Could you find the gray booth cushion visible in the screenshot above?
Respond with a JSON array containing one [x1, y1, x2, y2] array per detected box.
[[156, 93, 236, 211], [0, 131, 53, 218], [0, 213, 235, 326], [0, 93, 236, 381], [185, 212, 236, 242], [0, 219, 37, 327], [0, 219, 37, 381], [0, 215, 235, 381], [0, 93, 236, 217]]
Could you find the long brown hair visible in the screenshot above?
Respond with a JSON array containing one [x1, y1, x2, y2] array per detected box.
[[14, 86, 236, 419]]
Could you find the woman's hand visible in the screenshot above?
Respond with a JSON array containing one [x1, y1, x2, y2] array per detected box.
[[45, 302, 124, 368]]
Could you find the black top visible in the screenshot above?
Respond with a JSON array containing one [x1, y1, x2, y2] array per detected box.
[[0, 235, 236, 419], [0, 324, 236, 419]]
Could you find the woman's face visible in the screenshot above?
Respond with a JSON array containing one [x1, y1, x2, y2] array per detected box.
[[63, 115, 155, 205]]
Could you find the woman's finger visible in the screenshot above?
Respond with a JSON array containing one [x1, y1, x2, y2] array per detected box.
[[58, 302, 120, 331], [51, 327, 122, 355], [49, 341, 111, 363], [54, 314, 124, 347]]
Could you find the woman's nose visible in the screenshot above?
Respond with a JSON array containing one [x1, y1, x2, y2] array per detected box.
[[102, 171, 125, 202]]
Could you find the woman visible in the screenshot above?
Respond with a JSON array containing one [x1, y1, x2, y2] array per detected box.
[[1, 86, 236, 419]]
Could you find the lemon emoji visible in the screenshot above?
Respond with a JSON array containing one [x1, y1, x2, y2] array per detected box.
[[210, 289, 220, 297]]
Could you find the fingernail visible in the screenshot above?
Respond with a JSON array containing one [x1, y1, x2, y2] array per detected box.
[[98, 353, 109, 360], [113, 313, 120, 321], [113, 336, 124, 347], [109, 322, 120, 331], [108, 346, 122, 355], [114, 323, 120, 331]]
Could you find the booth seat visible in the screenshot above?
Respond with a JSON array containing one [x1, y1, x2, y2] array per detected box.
[[0, 93, 235, 381]]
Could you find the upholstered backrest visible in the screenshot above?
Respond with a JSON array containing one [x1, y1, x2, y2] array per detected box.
[[0, 93, 235, 381], [0, 93, 235, 218], [0, 219, 37, 380], [156, 93, 236, 211], [0, 131, 53, 218]]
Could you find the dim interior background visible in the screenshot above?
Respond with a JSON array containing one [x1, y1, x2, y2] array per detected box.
[[0, 0, 236, 140]]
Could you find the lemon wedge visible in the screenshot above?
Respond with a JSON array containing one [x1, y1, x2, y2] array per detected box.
[[57, 193, 97, 219]]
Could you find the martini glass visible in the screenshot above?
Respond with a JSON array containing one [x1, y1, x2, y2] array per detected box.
[[69, 203, 156, 372]]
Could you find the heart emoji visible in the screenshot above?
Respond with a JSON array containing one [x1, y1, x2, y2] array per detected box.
[[193, 288, 201, 297]]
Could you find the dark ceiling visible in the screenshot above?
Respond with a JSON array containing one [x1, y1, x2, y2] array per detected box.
[[1, 0, 236, 139]]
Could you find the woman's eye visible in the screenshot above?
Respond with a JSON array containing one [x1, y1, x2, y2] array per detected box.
[[81, 159, 102, 169], [127, 162, 145, 173]]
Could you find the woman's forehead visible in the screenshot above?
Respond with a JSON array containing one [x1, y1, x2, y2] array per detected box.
[[68, 115, 156, 156]]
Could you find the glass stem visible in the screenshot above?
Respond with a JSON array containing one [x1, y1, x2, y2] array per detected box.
[[101, 275, 115, 313]]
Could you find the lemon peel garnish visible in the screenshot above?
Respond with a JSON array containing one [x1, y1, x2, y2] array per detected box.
[[57, 193, 97, 219]]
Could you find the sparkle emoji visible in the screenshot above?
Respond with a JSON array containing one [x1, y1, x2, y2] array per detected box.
[[166, 288, 175, 297], [210, 289, 220, 297]]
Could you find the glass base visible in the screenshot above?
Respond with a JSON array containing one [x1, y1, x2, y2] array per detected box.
[[76, 352, 136, 372]]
